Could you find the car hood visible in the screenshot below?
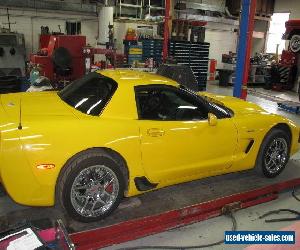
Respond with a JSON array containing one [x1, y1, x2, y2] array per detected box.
[[0, 91, 76, 123], [198, 92, 267, 115]]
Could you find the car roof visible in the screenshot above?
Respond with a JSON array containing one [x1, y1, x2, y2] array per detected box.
[[98, 69, 179, 87]]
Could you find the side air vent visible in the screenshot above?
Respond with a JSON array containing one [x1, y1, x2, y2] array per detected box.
[[134, 176, 158, 191], [245, 140, 254, 154]]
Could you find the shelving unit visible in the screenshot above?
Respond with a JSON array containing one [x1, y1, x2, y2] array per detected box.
[[169, 40, 210, 90], [115, 0, 143, 19], [115, 0, 164, 20], [142, 39, 163, 63], [173, 0, 239, 26], [144, 0, 165, 17]]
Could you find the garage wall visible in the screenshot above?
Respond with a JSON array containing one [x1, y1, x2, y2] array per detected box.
[[251, 20, 269, 56], [274, 0, 300, 18], [81, 19, 98, 47], [205, 23, 237, 64]]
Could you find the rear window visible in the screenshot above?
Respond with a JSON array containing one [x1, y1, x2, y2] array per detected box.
[[58, 72, 117, 116]]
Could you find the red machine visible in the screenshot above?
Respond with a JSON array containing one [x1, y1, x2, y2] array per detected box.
[[282, 19, 300, 53], [30, 35, 86, 83], [267, 21, 300, 91], [280, 49, 297, 66]]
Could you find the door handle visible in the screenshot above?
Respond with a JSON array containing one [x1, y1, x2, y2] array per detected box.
[[147, 128, 165, 137]]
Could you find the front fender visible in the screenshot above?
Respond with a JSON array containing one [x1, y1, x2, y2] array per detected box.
[[231, 112, 299, 171]]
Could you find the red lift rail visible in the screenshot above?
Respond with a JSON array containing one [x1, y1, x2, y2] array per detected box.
[[70, 177, 300, 250]]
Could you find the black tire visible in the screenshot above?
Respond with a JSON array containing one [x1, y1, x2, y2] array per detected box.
[[255, 128, 291, 178], [290, 34, 300, 53], [56, 149, 125, 222]]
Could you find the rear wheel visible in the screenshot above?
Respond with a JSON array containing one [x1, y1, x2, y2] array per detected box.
[[290, 34, 300, 53], [255, 128, 290, 178], [57, 150, 125, 222]]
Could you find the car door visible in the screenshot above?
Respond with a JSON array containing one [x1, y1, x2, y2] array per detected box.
[[135, 84, 238, 183]]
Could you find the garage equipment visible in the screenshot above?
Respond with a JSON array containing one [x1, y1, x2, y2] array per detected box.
[[209, 59, 217, 80], [123, 39, 163, 66], [283, 19, 300, 53], [123, 36, 209, 90], [260, 209, 300, 223], [0, 31, 26, 93], [30, 35, 86, 84], [82, 46, 125, 72], [0, 220, 75, 250], [217, 69, 234, 86], [217, 52, 236, 86], [268, 50, 298, 91], [169, 40, 210, 90], [142, 39, 163, 65], [262, 25, 300, 93], [127, 45, 143, 65], [70, 173, 300, 249]]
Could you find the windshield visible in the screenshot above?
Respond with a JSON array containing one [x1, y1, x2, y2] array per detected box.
[[58, 72, 117, 116]]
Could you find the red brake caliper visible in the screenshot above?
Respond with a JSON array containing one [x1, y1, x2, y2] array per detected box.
[[105, 183, 113, 193]]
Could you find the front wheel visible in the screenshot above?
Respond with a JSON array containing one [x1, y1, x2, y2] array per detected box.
[[255, 128, 290, 178], [57, 150, 125, 222]]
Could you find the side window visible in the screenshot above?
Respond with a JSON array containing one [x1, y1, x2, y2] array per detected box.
[[135, 85, 208, 121]]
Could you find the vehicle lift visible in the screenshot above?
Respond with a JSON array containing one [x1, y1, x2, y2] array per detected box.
[[30, 169, 300, 249]]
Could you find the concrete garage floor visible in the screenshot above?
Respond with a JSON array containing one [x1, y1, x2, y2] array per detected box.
[[104, 85, 300, 250], [0, 85, 299, 249]]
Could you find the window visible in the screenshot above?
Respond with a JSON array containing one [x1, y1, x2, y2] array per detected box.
[[58, 72, 117, 116], [135, 85, 209, 121], [266, 13, 290, 54], [66, 21, 81, 35]]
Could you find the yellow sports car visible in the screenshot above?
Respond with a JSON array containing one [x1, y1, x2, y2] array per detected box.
[[0, 70, 299, 222]]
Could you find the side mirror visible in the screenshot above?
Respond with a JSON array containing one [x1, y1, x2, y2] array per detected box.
[[208, 113, 218, 126]]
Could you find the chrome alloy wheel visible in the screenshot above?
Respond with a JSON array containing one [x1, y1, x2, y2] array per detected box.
[[70, 165, 119, 218], [264, 138, 288, 174]]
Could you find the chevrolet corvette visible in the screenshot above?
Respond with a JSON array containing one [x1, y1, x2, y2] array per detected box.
[[0, 70, 299, 222]]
